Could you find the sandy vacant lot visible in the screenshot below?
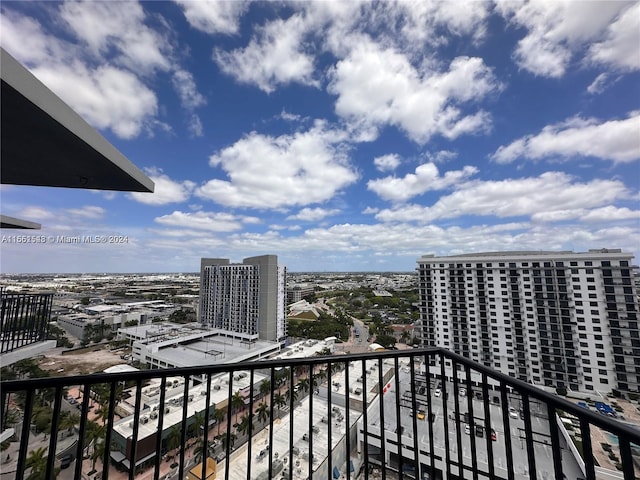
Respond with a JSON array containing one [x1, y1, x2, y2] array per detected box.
[[38, 346, 126, 376]]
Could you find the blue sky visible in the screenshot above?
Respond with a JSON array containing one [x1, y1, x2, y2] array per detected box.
[[1, 1, 639, 273]]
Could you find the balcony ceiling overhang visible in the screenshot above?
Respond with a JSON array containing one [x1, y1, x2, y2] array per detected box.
[[0, 48, 154, 193], [0, 215, 41, 230]]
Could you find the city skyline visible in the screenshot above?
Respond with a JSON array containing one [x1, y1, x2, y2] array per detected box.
[[1, 1, 639, 274]]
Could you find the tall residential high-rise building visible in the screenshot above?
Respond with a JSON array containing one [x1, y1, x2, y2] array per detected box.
[[199, 255, 286, 343], [417, 249, 639, 394]]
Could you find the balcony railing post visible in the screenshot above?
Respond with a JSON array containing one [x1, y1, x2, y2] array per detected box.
[[129, 379, 143, 480], [201, 373, 212, 480], [74, 383, 90, 480], [461, 365, 475, 480], [440, 355, 451, 480], [179, 375, 191, 480], [377, 357, 386, 480], [578, 419, 596, 480], [452, 359, 463, 478], [269, 366, 275, 480], [521, 394, 537, 480], [102, 380, 118, 480], [409, 358, 420, 479], [361, 358, 369, 480], [480, 372, 492, 480], [324, 362, 330, 480], [288, 366, 294, 480], [619, 436, 635, 480], [224, 375, 233, 480], [153, 377, 168, 480], [422, 353, 435, 480], [246, 369, 254, 480], [547, 403, 564, 480], [499, 382, 515, 480], [346, 359, 352, 480], [45, 386, 63, 479]]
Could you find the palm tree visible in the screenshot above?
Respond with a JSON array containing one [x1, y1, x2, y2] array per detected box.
[[213, 408, 226, 436], [84, 421, 105, 464], [165, 425, 181, 460], [285, 389, 298, 404], [297, 377, 310, 394], [32, 405, 52, 435], [58, 411, 80, 439], [231, 392, 245, 416], [255, 402, 269, 425], [189, 411, 205, 439], [275, 368, 289, 388], [236, 414, 250, 437], [25, 447, 49, 480], [94, 404, 111, 426], [259, 379, 271, 398], [90, 438, 105, 473], [273, 393, 286, 413], [220, 432, 237, 451], [275, 368, 289, 389]]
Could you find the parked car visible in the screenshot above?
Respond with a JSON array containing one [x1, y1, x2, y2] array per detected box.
[[491, 428, 497, 441], [60, 453, 73, 469], [508, 407, 518, 419], [464, 424, 471, 435], [434, 388, 441, 398], [475, 425, 484, 437]]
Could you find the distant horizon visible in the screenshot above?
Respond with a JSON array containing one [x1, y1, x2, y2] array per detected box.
[[0, 270, 418, 276]]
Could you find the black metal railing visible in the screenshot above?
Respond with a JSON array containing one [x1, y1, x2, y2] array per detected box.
[[2, 348, 640, 480], [0, 289, 53, 354]]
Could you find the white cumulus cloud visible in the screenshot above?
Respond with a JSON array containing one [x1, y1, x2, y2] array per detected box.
[[196, 122, 358, 209], [155, 210, 258, 232], [129, 169, 195, 205], [368, 163, 478, 202], [175, 0, 249, 35], [327, 38, 499, 144], [491, 112, 640, 164], [286, 208, 340, 222], [214, 13, 318, 93], [374, 154, 401, 172], [66, 206, 106, 219], [375, 172, 631, 223], [589, 2, 640, 72], [496, 1, 630, 77]]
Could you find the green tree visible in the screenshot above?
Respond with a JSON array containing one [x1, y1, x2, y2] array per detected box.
[[273, 393, 286, 413], [32, 406, 52, 435], [58, 411, 80, 439], [259, 379, 271, 398], [375, 334, 397, 349], [90, 437, 105, 473], [236, 414, 250, 437], [221, 432, 237, 450], [25, 447, 57, 480], [165, 425, 181, 459], [231, 392, 245, 415], [256, 402, 269, 424], [285, 389, 298, 404], [297, 378, 310, 394], [213, 408, 226, 436]]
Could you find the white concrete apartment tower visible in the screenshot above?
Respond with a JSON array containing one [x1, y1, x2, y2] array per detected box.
[[199, 255, 286, 343], [417, 249, 639, 394]]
